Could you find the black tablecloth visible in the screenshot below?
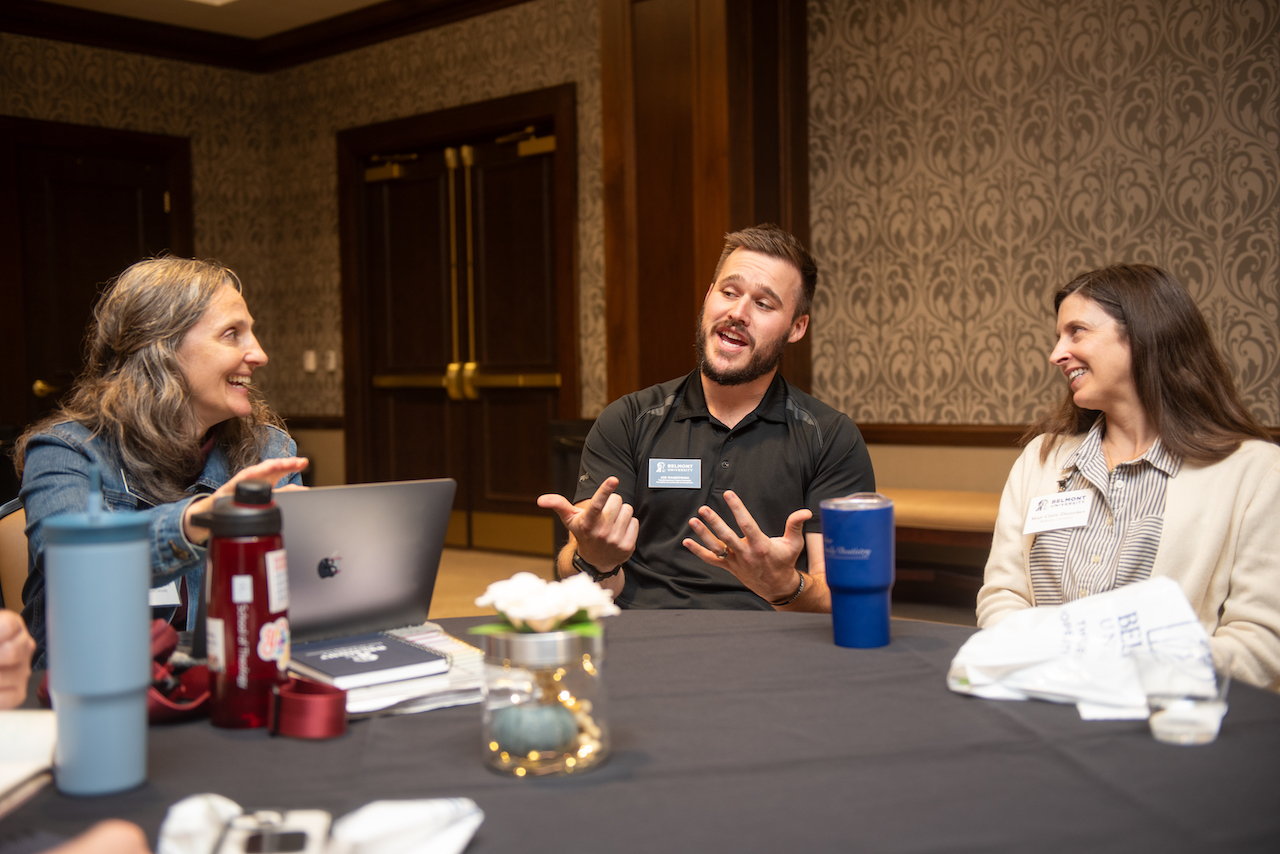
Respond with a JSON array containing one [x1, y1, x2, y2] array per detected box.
[[8, 612, 1280, 853]]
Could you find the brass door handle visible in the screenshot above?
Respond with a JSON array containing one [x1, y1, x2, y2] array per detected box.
[[369, 365, 468, 401], [32, 379, 62, 398], [371, 373, 448, 388], [463, 364, 560, 400], [445, 362, 464, 401], [371, 367, 557, 401], [462, 361, 478, 400]]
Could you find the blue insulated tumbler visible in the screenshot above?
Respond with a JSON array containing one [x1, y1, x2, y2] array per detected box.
[[821, 493, 894, 648], [44, 467, 151, 795]]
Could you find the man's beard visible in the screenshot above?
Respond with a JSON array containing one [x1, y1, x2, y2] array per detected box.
[[695, 308, 789, 386]]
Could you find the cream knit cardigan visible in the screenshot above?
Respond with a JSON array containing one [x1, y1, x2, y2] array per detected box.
[[977, 434, 1280, 690]]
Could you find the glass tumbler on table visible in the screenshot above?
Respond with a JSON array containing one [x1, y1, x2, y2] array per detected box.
[[481, 630, 609, 777], [1148, 652, 1232, 746]]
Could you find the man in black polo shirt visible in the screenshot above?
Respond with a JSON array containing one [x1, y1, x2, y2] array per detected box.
[[538, 225, 874, 611]]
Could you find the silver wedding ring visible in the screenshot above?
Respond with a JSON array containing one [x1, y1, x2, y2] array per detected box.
[[718, 545, 731, 559]]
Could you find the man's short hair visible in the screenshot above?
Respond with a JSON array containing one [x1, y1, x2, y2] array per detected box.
[[712, 224, 817, 319]]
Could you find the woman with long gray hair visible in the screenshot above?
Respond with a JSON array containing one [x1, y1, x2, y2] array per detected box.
[[14, 257, 308, 668]]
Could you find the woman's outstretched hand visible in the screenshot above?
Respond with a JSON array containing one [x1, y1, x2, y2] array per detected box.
[[182, 457, 309, 545]]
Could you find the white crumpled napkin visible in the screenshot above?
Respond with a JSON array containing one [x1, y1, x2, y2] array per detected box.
[[156, 794, 483, 854], [329, 799, 484, 854], [948, 577, 1216, 719], [157, 794, 243, 854]]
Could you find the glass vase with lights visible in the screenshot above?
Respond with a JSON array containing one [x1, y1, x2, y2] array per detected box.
[[471, 573, 618, 777]]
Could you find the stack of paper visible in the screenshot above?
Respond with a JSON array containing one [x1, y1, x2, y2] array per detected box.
[[290, 633, 450, 692], [344, 623, 483, 718], [0, 710, 55, 819]]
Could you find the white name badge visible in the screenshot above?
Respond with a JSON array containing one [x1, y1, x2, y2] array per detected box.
[[648, 458, 701, 488], [1023, 489, 1094, 535], [149, 581, 181, 607]]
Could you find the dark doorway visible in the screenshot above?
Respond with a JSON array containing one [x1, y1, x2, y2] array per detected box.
[[0, 118, 194, 502], [338, 86, 578, 555]]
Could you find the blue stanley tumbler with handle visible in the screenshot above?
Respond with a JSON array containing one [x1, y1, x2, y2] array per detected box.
[[43, 466, 151, 795], [821, 493, 894, 648]]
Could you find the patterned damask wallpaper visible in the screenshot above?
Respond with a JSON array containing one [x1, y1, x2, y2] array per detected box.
[[807, 0, 1280, 426], [6, 0, 1275, 428], [0, 0, 605, 418], [0, 34, 277, 364]]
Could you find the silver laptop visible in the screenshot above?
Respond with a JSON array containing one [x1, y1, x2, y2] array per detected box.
[[273, 478, 456, 644]]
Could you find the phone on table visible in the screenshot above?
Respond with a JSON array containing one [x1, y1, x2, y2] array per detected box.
[[214, 810, 331, 854]]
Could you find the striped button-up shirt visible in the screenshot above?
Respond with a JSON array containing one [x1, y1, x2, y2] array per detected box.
[[1028, 417, 1181, 605]]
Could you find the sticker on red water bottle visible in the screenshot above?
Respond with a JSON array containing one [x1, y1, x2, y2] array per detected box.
[[232, 575, 254, 604], [258, 616, 290, 670], [265, 548, 289, 614], [206, 617, 226, 673]]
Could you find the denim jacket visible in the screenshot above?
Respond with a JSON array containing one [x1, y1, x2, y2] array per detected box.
[[19, 421, 301, 668]]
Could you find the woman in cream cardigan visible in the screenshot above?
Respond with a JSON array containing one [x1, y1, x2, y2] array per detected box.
[[977, 265, 1280, 690]]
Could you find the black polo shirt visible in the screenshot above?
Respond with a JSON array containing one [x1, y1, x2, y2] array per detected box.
[[575, 370, 875, 609]]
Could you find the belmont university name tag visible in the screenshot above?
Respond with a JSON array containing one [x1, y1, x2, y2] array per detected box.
[[1023, 489, 1093, 535], [648, 458, 701, 488]]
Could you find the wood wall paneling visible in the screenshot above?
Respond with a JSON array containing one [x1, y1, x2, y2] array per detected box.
[[727, 0, 811, 390], [768, 0, 810, 390], [691, 0, 731, 322], [602, 0, 812, 400], [631, 0, 698, 391], [600, 0, 640, 400]]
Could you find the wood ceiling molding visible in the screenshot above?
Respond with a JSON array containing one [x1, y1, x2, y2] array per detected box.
[[0, 0, 533, 71]]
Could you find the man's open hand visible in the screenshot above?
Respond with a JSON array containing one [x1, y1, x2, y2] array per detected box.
[[683, 489, 808, 604], [537, 477, 638, 571]]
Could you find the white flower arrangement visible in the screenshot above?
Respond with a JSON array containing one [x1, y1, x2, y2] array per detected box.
[[474, 571, 621, 633]]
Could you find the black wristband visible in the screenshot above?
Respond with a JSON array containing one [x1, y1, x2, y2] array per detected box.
[[769, 570, 805, 607], [572, 550, 622, 582]]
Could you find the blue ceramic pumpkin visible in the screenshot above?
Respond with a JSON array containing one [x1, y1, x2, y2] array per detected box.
[[492, 703, 578, 755]]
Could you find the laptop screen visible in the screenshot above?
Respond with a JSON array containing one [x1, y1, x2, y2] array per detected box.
[[273, 478, 456, 643]]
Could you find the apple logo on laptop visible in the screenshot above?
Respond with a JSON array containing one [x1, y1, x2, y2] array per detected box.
[[317, 554, 342, 579]]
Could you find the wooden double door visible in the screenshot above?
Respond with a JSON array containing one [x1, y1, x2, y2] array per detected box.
[[339, 87, 578, 555], [0, 118, 193, 502]]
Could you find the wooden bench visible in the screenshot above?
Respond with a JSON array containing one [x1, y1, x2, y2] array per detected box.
[[878, 487, 1000, 549], [874, 488, 999, 601]]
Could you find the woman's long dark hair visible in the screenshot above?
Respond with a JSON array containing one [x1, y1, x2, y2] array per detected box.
[[1030, 264, 1272, 463], [14, 257, 283, 503]]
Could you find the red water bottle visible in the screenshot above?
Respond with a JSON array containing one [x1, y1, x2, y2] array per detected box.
[[195, 480, 291, 728]]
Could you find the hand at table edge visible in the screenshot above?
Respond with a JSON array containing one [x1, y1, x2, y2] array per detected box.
[[0, 610, 35, 710]]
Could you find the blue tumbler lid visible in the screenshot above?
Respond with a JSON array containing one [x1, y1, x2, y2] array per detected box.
[[43, 465, 148, 545]]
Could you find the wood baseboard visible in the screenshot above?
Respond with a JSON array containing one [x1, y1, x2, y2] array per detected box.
[[860, 424, 1027, 447], [861, 423, 1280, 447]]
